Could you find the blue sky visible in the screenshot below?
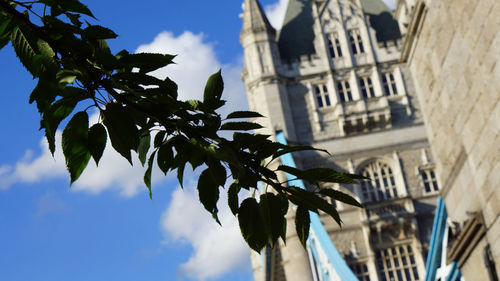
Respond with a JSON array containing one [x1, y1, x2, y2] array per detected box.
[[0, 1, 395, 280]]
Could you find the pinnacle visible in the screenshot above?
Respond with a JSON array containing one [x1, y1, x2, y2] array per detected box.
[[241, 0, 275, 35]]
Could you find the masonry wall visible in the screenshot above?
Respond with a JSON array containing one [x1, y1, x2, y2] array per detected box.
[[403, 0, 500, 279]]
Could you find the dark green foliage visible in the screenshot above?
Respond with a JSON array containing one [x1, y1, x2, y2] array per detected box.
[[238, 198, 267, 252], [88, 123, 106, 166], [319, 189, 363, 208], [62, 111, 90, 184], [137, 134, 151, 166], [295, 204, 310, 248], [0, 0, 367, 252], [203, 69, 223, 104], [198, 168, 221, 223], [259, 193, 288, 247], [228, 182, 240, 215], [102, 103, 139, 164], [220, 121, 263, 131], [226, 111, 264, 119]]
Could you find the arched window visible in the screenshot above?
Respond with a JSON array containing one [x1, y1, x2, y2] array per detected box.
[[360, 161, 398, 202]]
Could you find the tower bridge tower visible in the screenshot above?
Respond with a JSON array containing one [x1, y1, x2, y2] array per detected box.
[[240, 0, 439, 280]]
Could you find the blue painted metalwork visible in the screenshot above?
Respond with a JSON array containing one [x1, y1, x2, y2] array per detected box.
[[446, 262, 462, 281], [276, 131, 359, 281], [425, 196, 448, 281], [425, 196, 464, 281]]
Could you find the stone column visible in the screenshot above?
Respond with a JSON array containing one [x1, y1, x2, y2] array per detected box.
[[279, 208, 314, 281]]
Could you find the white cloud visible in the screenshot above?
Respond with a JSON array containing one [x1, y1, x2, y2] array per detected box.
[[0, 127, 166, 196], [0, 134, 67, 190], [160, 181, 250, 281], [264, 0, 288, 29]]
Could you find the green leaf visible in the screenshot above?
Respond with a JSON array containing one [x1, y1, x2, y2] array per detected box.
[[220, 122, 263, 131], [176, 158, 186, 188], [157, 144, 173, 175], [66, 0, 95, 18], [277, 166, 360, 185], [118, 53, 175, 74], [153, 131, 166, 147], [88, 123, 106, 166], [207, 157, 226, 186], [56, 70, 80, 84], [62, 111, 91, 184], [259, 193, 287, 247], [0, 15, 15, 50], [226, 111, 264, 119], [238, 198, 267, 252], [203, 69, 223, 103], [144, 150, 156, 199], [228, 182, 240, 215], [302, 168, 360, 184], [288, 186, 341, 225], [10, 26, 39, 76], [40, 0, 95, 18], [83, 25, 117, 39], [41, 94, 81, 155], [319, 189, 363, 208], [295, 204, 310, 248], [271, 145, 328, 161], [30, 79, 59, 113], [197, 169, 220, 223], [112, 72, 165, 87], [137, 134, 151, 166], [102, 103, 139, 164], [0, 16, 13, 39]]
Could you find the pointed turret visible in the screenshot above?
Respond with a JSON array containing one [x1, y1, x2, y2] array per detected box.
[[239, 0, 298, 143], [241, 0, 276, 36]]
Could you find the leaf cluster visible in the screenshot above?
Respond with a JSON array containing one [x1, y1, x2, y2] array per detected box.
[[0, 0, 366, 252]]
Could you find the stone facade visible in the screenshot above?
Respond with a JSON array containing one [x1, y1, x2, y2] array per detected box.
[[400, 0, 500, 280], [240, 0, 440, 280]]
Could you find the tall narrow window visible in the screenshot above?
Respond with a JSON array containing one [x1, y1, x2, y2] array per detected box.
[[360, 76, 375, 98], [349, 29, 365, 54], [420, 169, 439, 193], [382, 72, 398, 96], [327, 33, 343, 58], [376, 245, 420, 281], [337, 80, 353, 102], [314, 85, 331, 108], [360, 161, 398, 202]]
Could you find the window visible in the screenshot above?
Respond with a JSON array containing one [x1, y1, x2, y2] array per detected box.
[[337, 80, 353, 102], [360, 76, 375, 98], [349, 29, 365, 54], [376, 245, 420, 281], [350, 263, 371, 281], [360, 161, 398, 202], [420, 169, 439, 193], [314, 85, 331, 108], [327, 33, 343, 58], [382, 72, 398, 96]]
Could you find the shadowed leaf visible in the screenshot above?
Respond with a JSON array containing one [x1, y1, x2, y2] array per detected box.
[[295, 204, 310, 248], [88, 123, 106, 166], [62, 111, 90, 184]]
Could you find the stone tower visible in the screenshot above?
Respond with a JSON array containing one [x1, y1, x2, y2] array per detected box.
[[240, 0, 439, 280], [398, 0, 500, 280]]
